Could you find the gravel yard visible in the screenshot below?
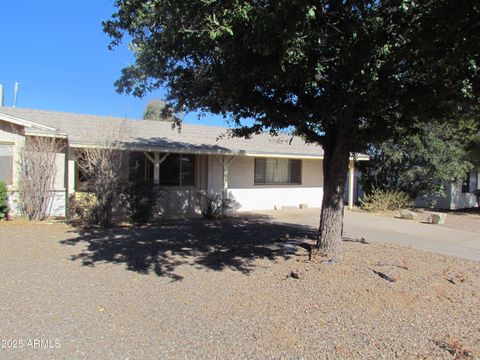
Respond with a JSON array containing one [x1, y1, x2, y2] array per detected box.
[[0, 217, 479, 359]]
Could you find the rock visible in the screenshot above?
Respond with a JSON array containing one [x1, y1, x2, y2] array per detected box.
[[289, 271, 301, 279], [399, 209, 417, 220], [430, 213, 447, 225], [280, 243, 298, 254]]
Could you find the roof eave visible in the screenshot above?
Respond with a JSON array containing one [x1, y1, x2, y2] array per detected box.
[[69, 142, 370, 160], [0, 111, 58, 131]]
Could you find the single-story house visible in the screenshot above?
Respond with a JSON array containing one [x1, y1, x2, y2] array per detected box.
[[0, 107, 368, 217]]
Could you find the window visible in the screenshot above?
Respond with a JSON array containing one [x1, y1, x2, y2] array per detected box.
[[129, 152, 154, 181], [462, 171, 479, 194], [160, 154, 195, 186], [472, 172, 479, 192], [462, 171, 480, 193], [0, 144, 14, 185], [254, 158, 301, 185]]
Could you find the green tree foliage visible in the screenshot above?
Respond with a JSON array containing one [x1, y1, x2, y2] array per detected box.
[[143, 99, 173, 121], [465, 133, 480, 169], [360, 123, 474, 200], [0, 180, 8, 219], [104, 1, 480, 254]]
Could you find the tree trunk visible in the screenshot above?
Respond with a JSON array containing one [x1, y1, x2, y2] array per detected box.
[[317, 132, 350, 255]]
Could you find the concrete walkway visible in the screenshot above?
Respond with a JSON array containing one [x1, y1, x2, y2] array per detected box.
[[258, 208, 480, 261]]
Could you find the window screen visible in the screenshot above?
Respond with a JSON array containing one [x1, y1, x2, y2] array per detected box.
[[159, 154, 195, 186], [0, 144, 14, 185], [129, 152, 154, 181]]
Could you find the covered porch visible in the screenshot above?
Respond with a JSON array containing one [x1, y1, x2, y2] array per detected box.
[[65, 147, 359, 216]]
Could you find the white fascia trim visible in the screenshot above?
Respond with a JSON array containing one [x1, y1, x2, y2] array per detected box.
[[244, 152, 323, 160], [245, 152, 369, 161], [0, 112, 58, 131]]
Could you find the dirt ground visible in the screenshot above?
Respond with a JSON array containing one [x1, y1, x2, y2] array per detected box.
[[0, 218, 479, 359]]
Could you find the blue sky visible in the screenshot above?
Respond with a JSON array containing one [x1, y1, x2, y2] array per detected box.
[[0, 0, 227, 126]]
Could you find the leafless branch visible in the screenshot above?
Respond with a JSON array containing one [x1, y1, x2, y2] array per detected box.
[[18, 136, 65, 220], [76, 122, 131, 226]]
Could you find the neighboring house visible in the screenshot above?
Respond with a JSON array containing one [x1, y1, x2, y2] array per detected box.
[[0, 107, 368, 217], [415, 172, 480, 210]]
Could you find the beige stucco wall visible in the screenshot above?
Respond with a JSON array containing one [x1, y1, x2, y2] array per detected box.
[[207, 155, 324, 211]]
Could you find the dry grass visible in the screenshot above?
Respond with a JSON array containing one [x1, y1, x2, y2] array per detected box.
[[434, 335, 476, 359]]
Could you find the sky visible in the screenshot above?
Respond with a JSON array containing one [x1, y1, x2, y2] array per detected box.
[[0, 0, 227, 126]]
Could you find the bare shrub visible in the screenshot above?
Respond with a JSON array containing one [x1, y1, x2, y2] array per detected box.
[[120, 179, 162, 223], [76, 124, 129, 226], [194, 191, 238, 219], [18, 136, 64, 220], [360, 187, 413, 213]]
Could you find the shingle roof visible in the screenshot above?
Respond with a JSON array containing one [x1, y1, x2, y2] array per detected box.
[[0, 107, 365, 159]]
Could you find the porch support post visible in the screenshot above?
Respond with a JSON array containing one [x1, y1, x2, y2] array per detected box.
[[223, 163, 228, 190], [153, 152, 160, 184], [145, 152, 169, 185], [348, 159, 355, 209], [215, 155, 235, 192]]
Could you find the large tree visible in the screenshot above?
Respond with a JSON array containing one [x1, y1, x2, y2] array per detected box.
[[104, 0, 479, 254], [143, 99, 173, 121]]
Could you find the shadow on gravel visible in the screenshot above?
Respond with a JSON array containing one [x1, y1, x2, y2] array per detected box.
[[60, 215, 316, 281]]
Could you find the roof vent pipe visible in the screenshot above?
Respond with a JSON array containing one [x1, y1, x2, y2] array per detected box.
[[13, 82, 19, 108], [0, 84, 4, 107]]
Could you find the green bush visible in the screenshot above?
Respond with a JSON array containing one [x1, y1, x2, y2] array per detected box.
[[360, 188, 413, 213], [0, 181, 8, 220]]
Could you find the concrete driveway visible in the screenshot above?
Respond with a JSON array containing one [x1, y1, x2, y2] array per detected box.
[[257, 208, 480, 261]]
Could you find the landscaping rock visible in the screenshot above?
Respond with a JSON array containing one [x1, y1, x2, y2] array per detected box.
[[289, 270, 302, 279], [430, 213, 447, 225], [280, 243, 298, 254], [399, 209, 417, 220]]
